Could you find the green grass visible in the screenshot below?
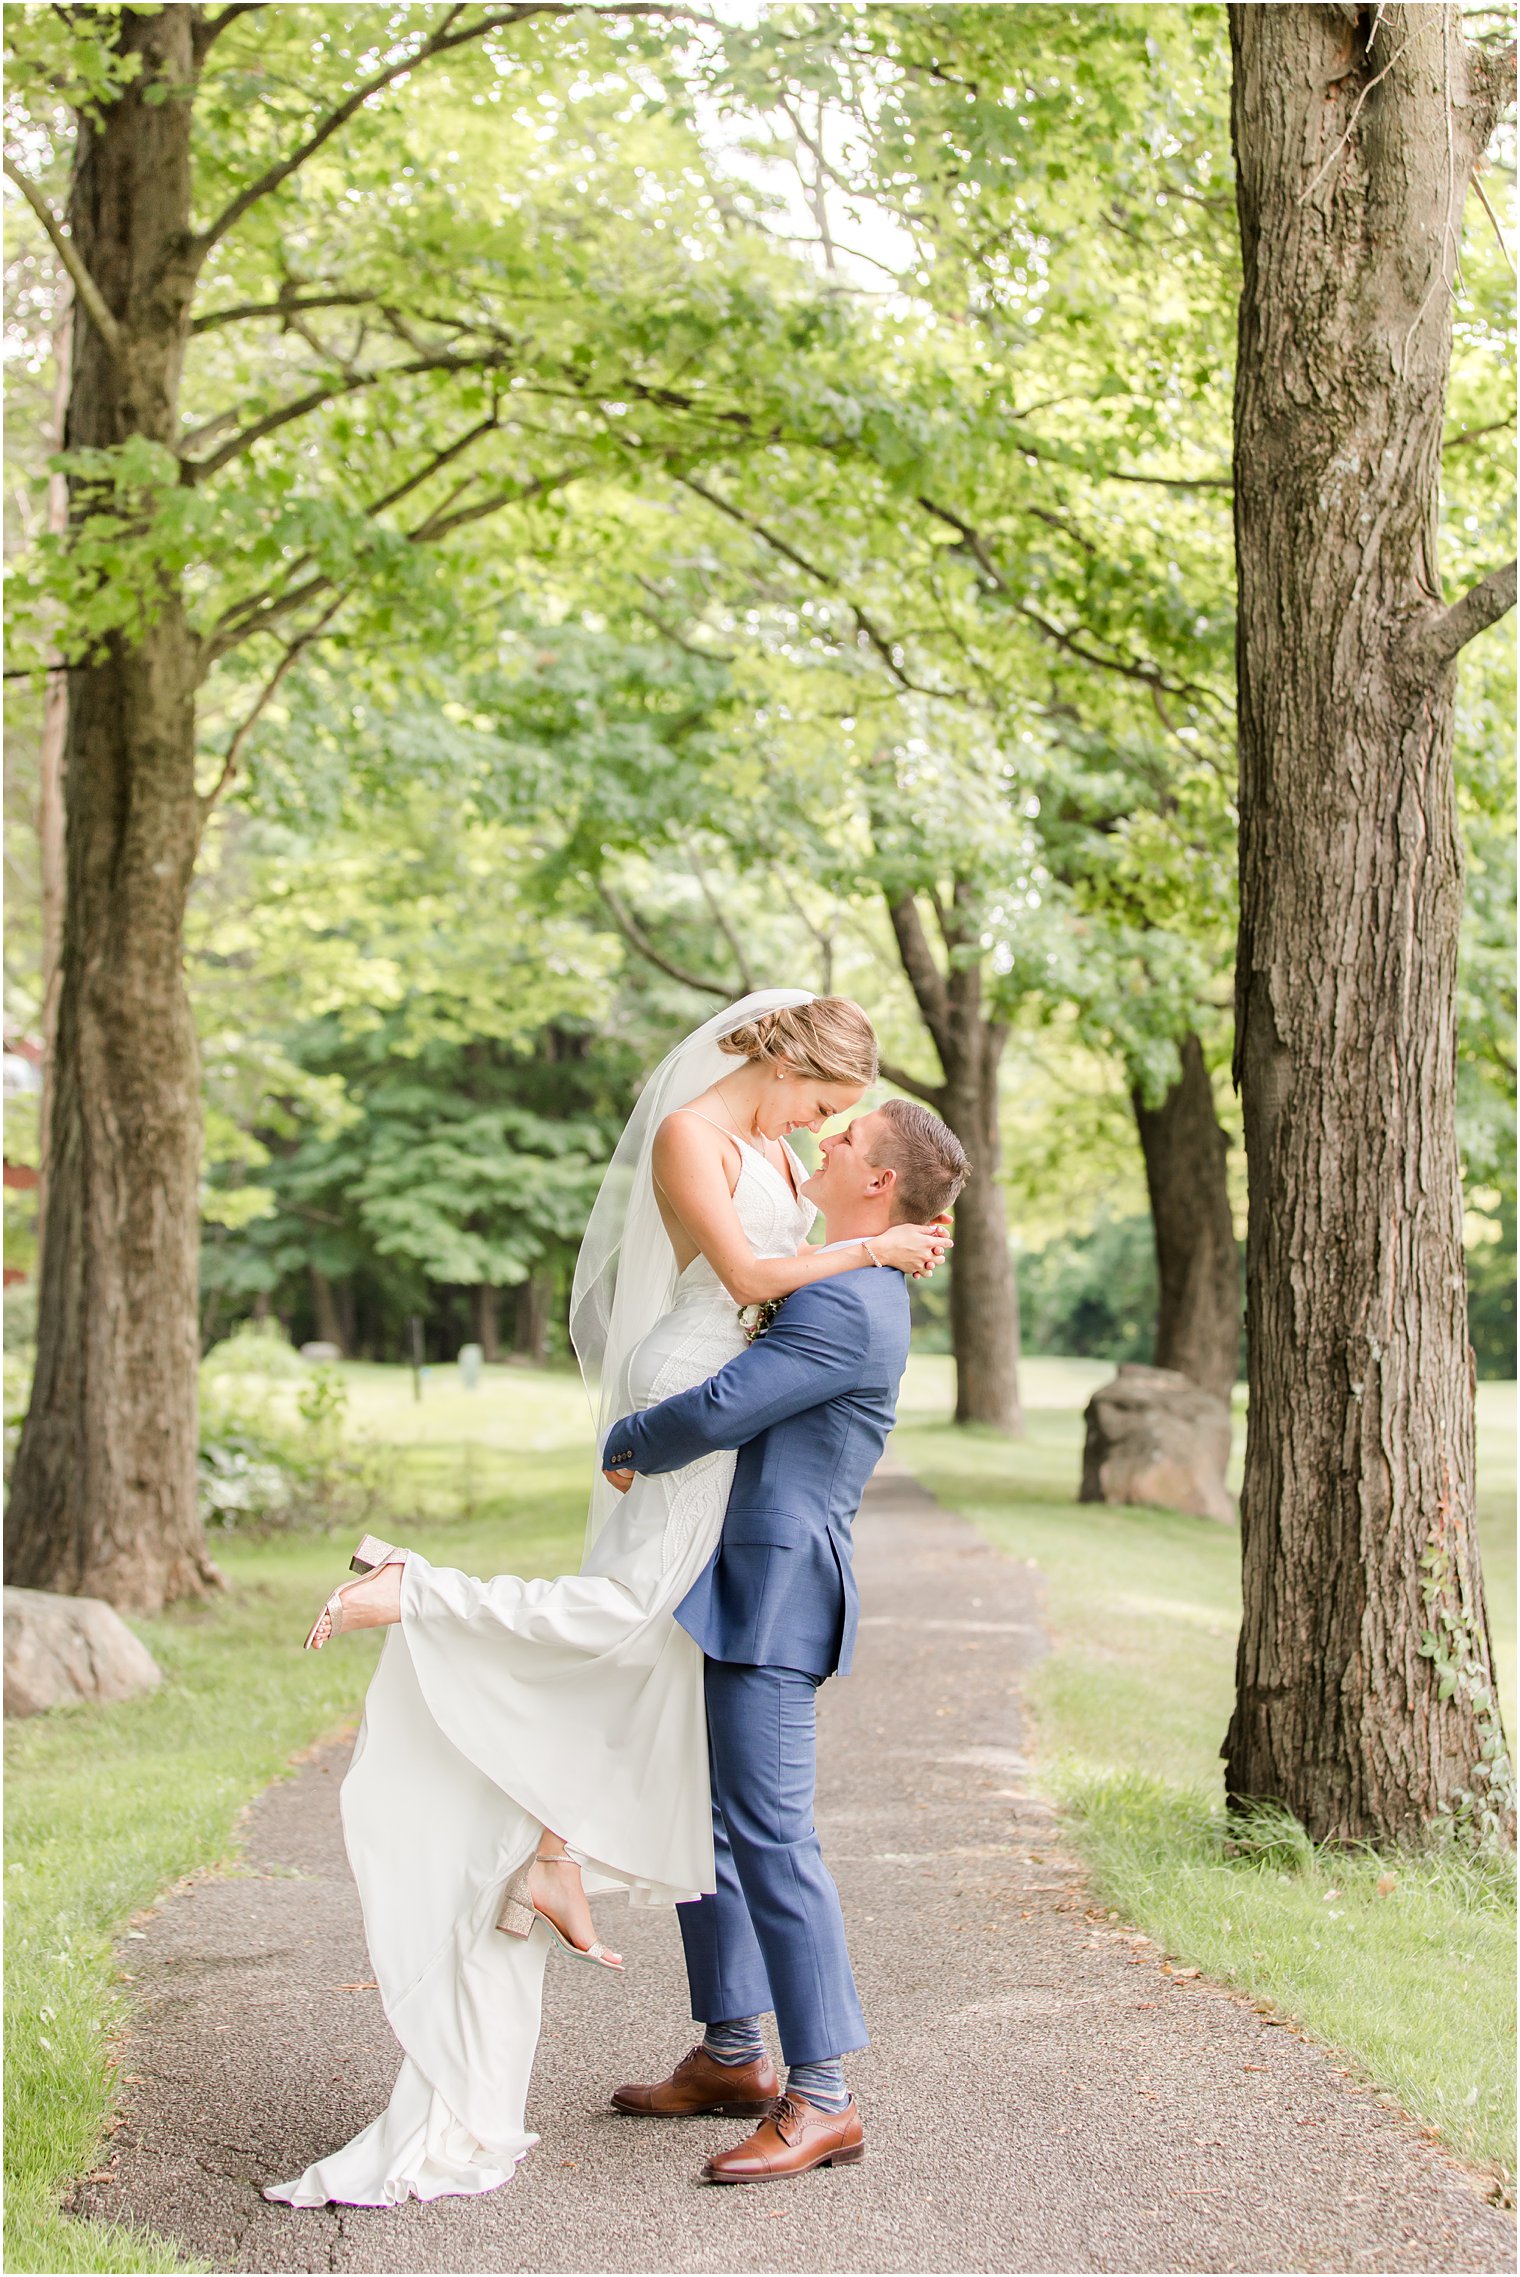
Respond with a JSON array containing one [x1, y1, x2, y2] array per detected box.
[[897, 1366, 1518, 2179], [5, 1364, 592, 2275]]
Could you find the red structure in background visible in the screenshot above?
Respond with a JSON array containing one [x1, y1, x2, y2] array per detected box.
[[3, 1034, 43, 1285]]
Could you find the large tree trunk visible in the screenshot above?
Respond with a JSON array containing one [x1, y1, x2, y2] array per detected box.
[[474, 1281, 502, 1363], [309, 1268, 350, 1355], [941, 1034, 1022, 1433], [1132, 1031, 1240, 1405], [35, 298, 72, 1280], [1225, 5, 1514, 1842], [4, 9, 215, 1613], [886, 889, 1022, 1432], [513, 1272, 552, 1365]]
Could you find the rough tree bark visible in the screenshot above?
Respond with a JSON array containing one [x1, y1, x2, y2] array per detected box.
[[34, 296, 72, 1281], [5, 9, 217, 1612], [1225, 4, 1515, 1842], [1132, 1030, 1240, 1405], [883, 887, 1022, 1432]]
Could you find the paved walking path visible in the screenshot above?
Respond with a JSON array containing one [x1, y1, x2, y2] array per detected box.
[[76, 1472, 1512, 2273]]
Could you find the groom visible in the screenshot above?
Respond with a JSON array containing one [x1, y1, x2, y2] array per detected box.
[[600, 1097, 970, 2184]]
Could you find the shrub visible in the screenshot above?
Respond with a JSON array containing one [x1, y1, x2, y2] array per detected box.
[[197, 1367, 382, 1539], [201, 1318, 309, 1381]]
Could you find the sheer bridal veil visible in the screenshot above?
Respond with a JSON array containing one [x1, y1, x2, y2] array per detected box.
[[570, 988, 814, 1556]]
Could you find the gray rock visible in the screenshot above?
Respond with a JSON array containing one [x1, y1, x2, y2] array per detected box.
[[3, 1586, 162, 1717], [1080, 1361, 1235, 1522]]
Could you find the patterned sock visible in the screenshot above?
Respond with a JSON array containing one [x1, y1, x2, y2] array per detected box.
[[702, 2015, 766, 2067], [786, 2057, 850, 2113]]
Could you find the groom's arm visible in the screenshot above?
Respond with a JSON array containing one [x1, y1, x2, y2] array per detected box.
[[603, 1279, 872, 1478]]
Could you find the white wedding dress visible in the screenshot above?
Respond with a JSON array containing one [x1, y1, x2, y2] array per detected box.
[[267, 1143, 816, 2208]]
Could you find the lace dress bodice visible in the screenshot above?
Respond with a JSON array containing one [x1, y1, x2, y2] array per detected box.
[[669, 1145, 818, 1311], [596, 1144, 815, 1583], [627, 1146, 816, 1404]]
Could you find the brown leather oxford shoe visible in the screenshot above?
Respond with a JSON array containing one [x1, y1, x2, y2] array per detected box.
[[610, 2043, 780, 2118], [702, 2092, 864, 2183]]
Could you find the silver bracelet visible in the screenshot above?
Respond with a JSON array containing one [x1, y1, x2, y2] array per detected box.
[[862, 1239, 883, 1268]]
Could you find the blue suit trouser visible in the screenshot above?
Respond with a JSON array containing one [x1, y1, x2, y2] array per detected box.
[[676, 1659, 868, 2069]]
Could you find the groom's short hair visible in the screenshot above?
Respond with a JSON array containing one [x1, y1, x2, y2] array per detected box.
[[869, 1099, 970, 1223]]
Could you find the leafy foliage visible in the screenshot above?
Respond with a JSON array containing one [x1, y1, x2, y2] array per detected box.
[[2, 0, 1511, 1364]]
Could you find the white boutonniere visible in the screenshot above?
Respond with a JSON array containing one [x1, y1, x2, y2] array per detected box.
[[738, 1298, 783, 1344]]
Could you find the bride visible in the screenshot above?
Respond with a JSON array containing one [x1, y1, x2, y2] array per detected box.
[[266, 990, 948, 2207]]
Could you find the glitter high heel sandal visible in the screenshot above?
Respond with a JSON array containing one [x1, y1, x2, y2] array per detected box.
[[497, 1846, 624, 1970]]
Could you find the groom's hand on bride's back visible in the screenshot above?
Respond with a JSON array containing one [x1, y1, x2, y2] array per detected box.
[[603, 1466, 635, 1493]]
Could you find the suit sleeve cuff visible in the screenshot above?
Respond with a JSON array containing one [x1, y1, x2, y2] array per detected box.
[[602, 1417, 640, 1469]]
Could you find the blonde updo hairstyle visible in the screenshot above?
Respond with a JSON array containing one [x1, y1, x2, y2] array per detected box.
[[718, 997, 879, 1090]]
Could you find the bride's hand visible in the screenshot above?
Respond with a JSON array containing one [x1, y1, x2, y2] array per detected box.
[[873, 1217, 952, 1280]]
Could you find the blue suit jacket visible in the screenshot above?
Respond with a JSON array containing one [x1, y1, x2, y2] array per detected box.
[[603, 1268, 910, 1680]]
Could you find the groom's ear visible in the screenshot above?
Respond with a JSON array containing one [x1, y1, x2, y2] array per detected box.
[[866, 1160, 896, 1202]]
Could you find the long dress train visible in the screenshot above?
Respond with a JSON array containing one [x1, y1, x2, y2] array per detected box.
[[267, 1150, 814, 2206]]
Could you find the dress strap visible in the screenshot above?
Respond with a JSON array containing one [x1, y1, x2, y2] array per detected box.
[[676, 1105, 742, 1139], [670, 1105, 748, 1182], [673, 1105, 799, 1197]]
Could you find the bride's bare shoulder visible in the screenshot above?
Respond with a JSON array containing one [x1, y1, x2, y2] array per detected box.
[[653, 1103, 737, 1189]]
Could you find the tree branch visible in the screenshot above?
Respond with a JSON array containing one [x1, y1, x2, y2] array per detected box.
[[928, 882, 960, 951], [887, 894, 952, 1053], [602, 885, 731, 998], [205, 412, 504, 646], [1018, 595, 1225, 707], [916, 492, 1228, 708], [365, 410, 503, 519], [184, 347, 516, 478], [200, 595, 345, 811], [678, 474, 971, 703], [1413, 558, 1517, 674], [3, 160, 121, 357], [191, 289, 378, 334], [405, 461, 583, 544], [208, 568, 333, 660], [771, 866, 840, 995], [877, 1057, 945, 1106], [1090, 467, 1233, 491], [685, 841, 757, 992], [193, 7, 528, 258], [632, 581, 738, 662], [1441, 416, 1515, 452], [194, 4, 267, 60], [190, 3, 719, 261], [992, 424, 1230, 490], [207, 461, 583, 659], [185, 372, 381, 475], [1469, 165, 1516, 279]]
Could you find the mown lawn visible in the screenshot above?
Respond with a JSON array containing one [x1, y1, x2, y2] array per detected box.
[[6, 1354, 1514, 2271], [896, 1361, 1517, 2181]]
